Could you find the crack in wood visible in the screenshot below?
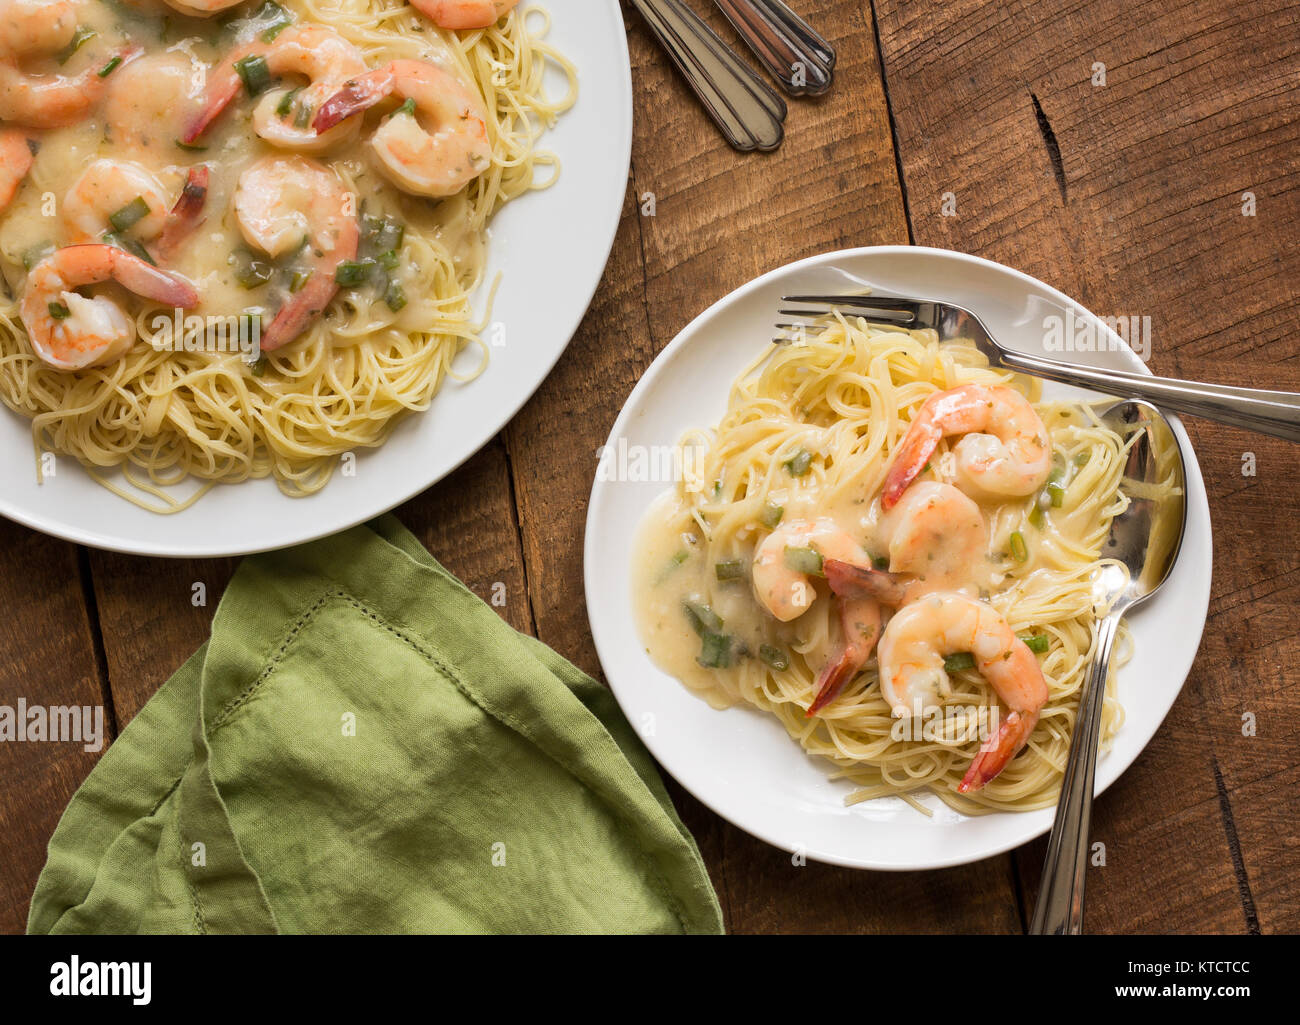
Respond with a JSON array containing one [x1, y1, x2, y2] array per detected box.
[[1211, 756, 1262, 933], [1030, 92, 1068, 204]]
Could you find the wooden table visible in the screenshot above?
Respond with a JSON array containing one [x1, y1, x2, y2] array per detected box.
[[2, 0, 1297, 934]]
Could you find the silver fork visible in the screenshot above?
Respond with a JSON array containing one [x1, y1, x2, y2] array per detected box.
[[778, 294, 1300, 442]]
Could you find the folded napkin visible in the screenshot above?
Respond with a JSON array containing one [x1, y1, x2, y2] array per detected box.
[[28, 516, 723, 935]]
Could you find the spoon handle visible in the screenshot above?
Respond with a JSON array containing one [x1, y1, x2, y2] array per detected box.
[[1030, 609, 1124, 935]]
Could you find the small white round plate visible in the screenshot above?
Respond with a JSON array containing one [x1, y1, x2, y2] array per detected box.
[[0, 0, 632, 557], [584, 246, 1212, 870]]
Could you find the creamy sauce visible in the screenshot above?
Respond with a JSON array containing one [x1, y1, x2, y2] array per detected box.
[[631, 406, 1099, 708]]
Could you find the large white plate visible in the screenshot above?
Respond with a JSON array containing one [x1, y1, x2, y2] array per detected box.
[[0, 1, 632, 558], [585, 246, 1212, 870]]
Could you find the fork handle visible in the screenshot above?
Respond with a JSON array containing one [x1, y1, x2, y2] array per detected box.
[[631, 0, 787, 152], [1000, 350, 1300, 443], [1030, 608, 1124, 935], [713, 0, 835, 96]]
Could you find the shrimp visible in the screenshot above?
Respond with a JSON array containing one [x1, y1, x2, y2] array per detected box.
[[20, 244, 199, 371], [0, 127, 33, 213], [233, 156, 359, 353], [160, 0, 245, 15], [313, 59, 492, 198], [183, 25, 366, 152], [875, 592, 1049, 793], [751, 519, 884, 717], [879, 481, 991, 595], [64, 160, 210, 261], [0, 1, 133, 128], [0, 1, 77, 57], [103, 51, 206, 155], [411, 0, 520, 30], [882, 383, 1051, 508]]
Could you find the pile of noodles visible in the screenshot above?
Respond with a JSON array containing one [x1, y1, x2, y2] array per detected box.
[[0, 0, 576, 511], [658, 315, 1181, 814]]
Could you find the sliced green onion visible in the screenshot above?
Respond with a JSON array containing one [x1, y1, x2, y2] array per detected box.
[[1018, 633, 1050, 654], [289, 270, 313, 293], [783, 546, 824, 576], [97, 56, 123, 79], [234, 55, 272, 96], [782, 448, 812, 477], [654, 550, 689, 585], [275, 87, 301, 118], [231, 250, 274, 289], [715, 560, 746, 582], [378, 249, 400, 270], [682, 599, 723, 637], [872, 554, 889, 570], [334, 259, 378, 288], [1046, 481, 1066, 508], [293, 100, 313, 130], [57, 26, 97, 66], [1028, 498, 1046, 530], [1073, 451, 1091, 468], [696, 631, 733, 669], [364, 215, 405, 253], [759, 503, 784, 529], [108, 196, 151, 233], [255, 0, 292, 42], [250, 357, 268, 377], [943, 651, 976, 673], [174, 138, 208, 152], [1009, 530, 1029, 563], [383, 278, 407, 313], [395, 97, 417, 118], [759, 645, 789, 672], [47, 301, 71, 320]]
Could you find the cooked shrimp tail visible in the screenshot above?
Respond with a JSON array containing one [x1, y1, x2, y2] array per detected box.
[[151, 166, 210, 262], [958, 708, 1040, 793], [824, 559, 909, 606], [311, 68, 393, 134], [807, 594, 881, 717]]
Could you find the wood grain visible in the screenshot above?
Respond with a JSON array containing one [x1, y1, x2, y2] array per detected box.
[[871, 0, 1300, 933], [0, 525, 109, 934]]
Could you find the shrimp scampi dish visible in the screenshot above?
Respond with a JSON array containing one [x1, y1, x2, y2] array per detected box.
[[0, 0, 576, 510], [634, 315, 1182, 814]]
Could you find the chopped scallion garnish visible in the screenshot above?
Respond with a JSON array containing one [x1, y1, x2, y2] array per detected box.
[[234, 54, 272, 96], [108, 196, 151, 233], [783, 546, 824, 576]]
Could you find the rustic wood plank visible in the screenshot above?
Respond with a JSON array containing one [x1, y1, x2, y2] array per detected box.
[[0, 527, 111, 934], [871, 0, 1300, 933], [500, 0, 1021, 933]]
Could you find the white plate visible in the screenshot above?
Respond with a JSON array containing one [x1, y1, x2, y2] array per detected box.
[[0, 1, 632, 558], [585, 246, 1212, 870]]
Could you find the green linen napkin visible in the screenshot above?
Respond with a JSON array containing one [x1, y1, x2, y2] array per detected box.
[[28, 516, 723, 935]]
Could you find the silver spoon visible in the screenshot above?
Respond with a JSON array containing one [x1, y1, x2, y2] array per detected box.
[[1030, 399, 1188, 935]]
